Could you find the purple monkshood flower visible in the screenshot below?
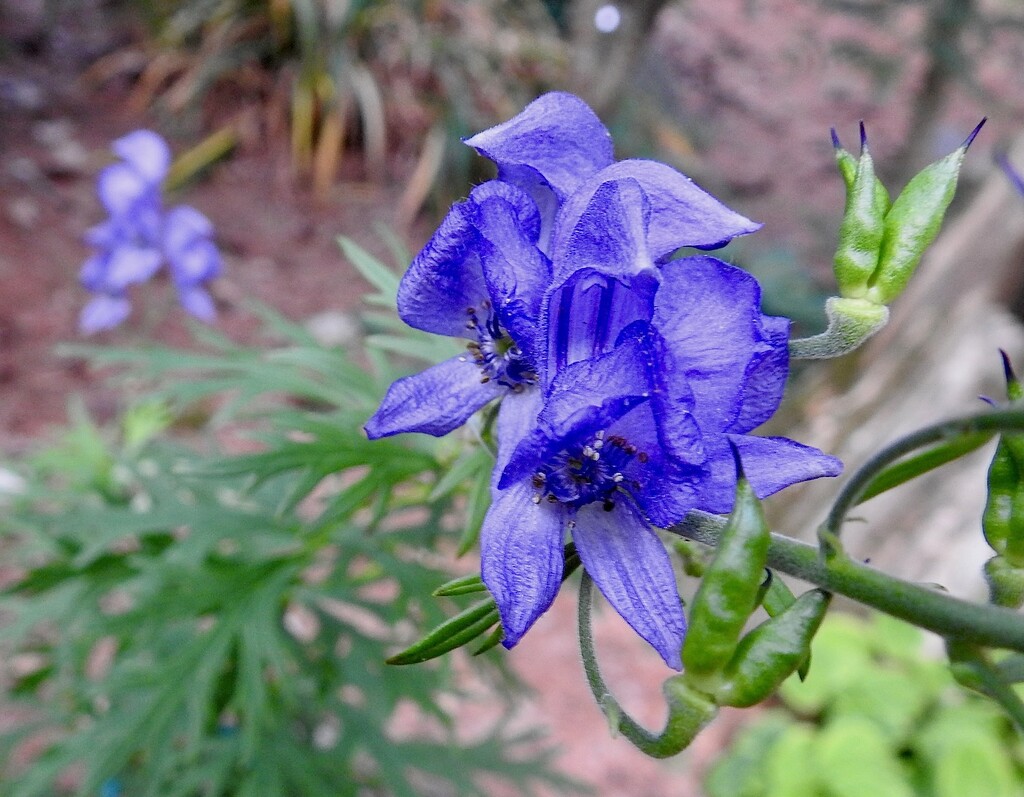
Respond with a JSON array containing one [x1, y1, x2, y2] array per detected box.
[[462, 92, 761, 258], [487, 255, 842, 668], [79, 130, 221, 333], [364, 92, 842, 668], [364, 92, 758, 448], [364, 179, 550, 454]]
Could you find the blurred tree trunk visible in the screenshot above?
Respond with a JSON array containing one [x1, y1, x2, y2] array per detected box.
[[889, 0, 974, 186], [770, 138, 1024, 599], [567, 0, 675, 113]]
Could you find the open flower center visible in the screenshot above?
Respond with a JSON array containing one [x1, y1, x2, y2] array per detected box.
[[463, 300, 537, 391], [532, 431, 647, 510]]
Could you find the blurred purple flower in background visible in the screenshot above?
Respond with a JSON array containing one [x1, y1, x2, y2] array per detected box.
[[79, 130, 221, 333], [998, 151, 1024, 198]]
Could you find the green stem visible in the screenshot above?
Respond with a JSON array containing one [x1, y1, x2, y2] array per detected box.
[[577, 573, 716, 758], [788, 297, 888, 360], [823, 407, 1024, 546], [948, 642, 1024, 734], [674, 511, 1024, 652], [995, 653, 1024, 684]]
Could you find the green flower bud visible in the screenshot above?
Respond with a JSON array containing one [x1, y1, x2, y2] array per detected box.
[[832, 125, 890, 298], [982, 352, 1024, 567], [866, 119, 985, 305], [984, 556, 1024, 609], [682, 447, 771, 679], [714, 589, 830, 708]]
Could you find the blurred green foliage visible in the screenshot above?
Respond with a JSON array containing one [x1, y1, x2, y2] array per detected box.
[[705, 611, 1024, 797], [0, 243, 577, 796]]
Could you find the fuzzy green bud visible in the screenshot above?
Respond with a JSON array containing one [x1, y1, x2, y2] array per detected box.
[[714, 589, 830, 708], [865, 120, 985, 304], [682, 447, 771, 678], [982, 352, 1024, 567], [832, 125, 890, 298]]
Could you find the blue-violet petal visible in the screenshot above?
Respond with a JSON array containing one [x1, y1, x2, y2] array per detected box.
[[364, 355, 503, 439], [480, 479, 566, 648], [572, 500, 687, 669], [112, 130, 171, 184], [80, 294, 131, 334], [464, 91, 614, 200]]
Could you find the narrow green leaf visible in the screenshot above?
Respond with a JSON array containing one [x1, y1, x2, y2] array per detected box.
[[338, 236, 400, 305], [456, 464, 491, 557], [428, 446, 491, 503], [470, 624, 505, 656], [857, 432, 993, 505], [364, 333, 456, 365], [433, 573, 487, 597], [373, 220, 411, 270], [386, 599, 500, 665]]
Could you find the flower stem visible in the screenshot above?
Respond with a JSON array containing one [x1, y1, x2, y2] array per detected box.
[[948, 641, 1024, 734], [673, 511, 1024, 652], [788, 297, 888, 360], [822, 407, 1024, 547], [577, 573, 716, 758]]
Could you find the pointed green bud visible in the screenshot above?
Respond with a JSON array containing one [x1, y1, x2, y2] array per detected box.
[[760, 569, 812, 679], [1003, 349, 1024, 402], [831, 128, 857, 192], [714, 589, 830, 708], [682, 445, 771, 678], [866, 119, 985, 305], [982, 351, 1024, 566], [761, 568, 796, 617], [832, 124, 890, 298]]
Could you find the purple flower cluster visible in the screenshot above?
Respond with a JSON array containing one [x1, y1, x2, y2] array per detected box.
[[367, 93, 841, 668], [79, 130, 221, 333]]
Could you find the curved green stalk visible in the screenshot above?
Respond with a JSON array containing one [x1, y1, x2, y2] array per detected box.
[[789, 297, 889, 360], [577, 574, 716, 758], [823, 407, 1024, 548], [948, 642, 1024, 734]]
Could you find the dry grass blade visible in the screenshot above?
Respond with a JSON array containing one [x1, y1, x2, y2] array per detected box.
[[165, 126, 239, 192], [396, 123, 448, 228], [290, 76, 316, 174], [313, 99, 349, 200], [350, 64, 387, 183]]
